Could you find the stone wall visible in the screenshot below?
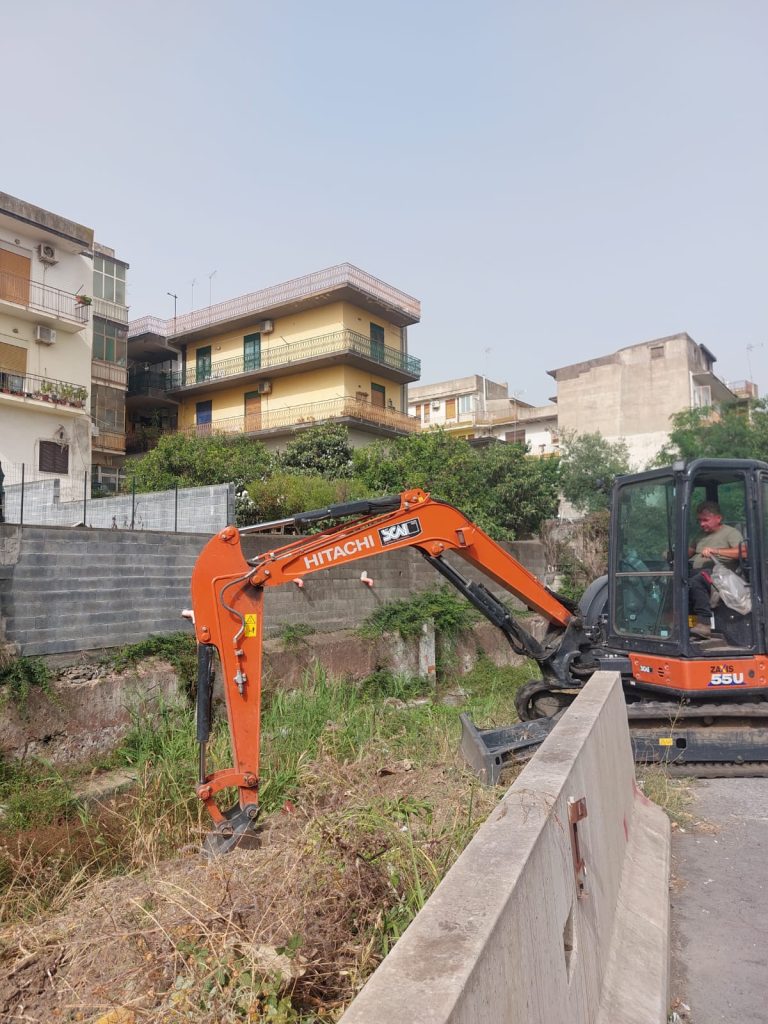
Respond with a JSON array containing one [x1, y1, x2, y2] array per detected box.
[[0, 523, 547, 656]]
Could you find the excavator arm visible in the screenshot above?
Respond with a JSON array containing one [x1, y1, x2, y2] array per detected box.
[[190, 488, 589, 851]]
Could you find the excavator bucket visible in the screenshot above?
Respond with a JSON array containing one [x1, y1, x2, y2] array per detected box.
[[459, 713, 558, 785]]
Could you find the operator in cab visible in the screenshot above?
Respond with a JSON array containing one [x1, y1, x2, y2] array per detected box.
[[688, 501, 744, 639]]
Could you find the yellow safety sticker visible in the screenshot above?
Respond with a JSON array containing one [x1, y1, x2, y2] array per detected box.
[[658, 737, 674, 747], [244, 613, 259, 638]]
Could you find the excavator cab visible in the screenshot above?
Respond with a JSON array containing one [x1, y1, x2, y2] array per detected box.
[[607, 458, 768, 690]]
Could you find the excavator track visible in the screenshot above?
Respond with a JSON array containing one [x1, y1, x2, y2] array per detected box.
[[627, 699, 768, 773], [462, 698, 768, 785]]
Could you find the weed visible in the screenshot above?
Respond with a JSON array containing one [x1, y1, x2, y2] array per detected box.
[[358, 586, 477, 641], [279, 623, 316, 649], [0, 655, 54, 713], [639, 766, 695, 828], [106, 632, 198, 696], [358, 668, 432, 702]]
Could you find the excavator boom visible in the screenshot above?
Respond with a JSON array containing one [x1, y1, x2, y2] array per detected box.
[[189, 488, 582, 850]]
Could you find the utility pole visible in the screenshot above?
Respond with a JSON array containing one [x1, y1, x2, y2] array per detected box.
[[167, 291, 178, 331], [208, 270, 217, 307]]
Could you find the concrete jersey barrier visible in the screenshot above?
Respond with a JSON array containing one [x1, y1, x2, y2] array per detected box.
[[340, 671, 671, 1024]]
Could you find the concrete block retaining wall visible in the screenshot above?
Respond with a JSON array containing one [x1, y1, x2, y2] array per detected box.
[[0, 524, 546, 656], [340, 671, 671, 1024]]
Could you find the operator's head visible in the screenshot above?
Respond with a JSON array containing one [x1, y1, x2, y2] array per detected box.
[[696, 501, 723, 533]]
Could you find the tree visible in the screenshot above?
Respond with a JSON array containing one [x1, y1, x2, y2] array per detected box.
[[125, 433, 275, 492], [237, 470, 368, 526], [278, 423, 354, 478], [654, 400, 768, 464], [353, 429, 560, 539], [558, 431, 631, 514]]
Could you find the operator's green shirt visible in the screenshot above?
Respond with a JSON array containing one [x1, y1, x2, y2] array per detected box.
[[691, 524, 743, 571]]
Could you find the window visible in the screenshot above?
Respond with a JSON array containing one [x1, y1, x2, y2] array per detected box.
[[196, 346, 212, 382], [446, 398, 457, 419], [92, 318, 127, 365], [244, 333, 261, 371], [371, 383, 386, 408], [90, 383, 125, 431], [93, 255, 127, 305], [0, 247, 31, 305], [39, 440, 69, 473], [370, 323, 385, 362], [458, 394, 473, 414], [196, 400, 212, 425], [423, 401, 430, 424]]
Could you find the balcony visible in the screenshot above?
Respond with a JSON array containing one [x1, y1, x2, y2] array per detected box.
[[0, 270, 90, 332], [0, 365, 88, 411], [163, 329, 421, 397], [92, 429, 126, 453], [126, 396, 419, 452], [92, 359, 128, 390]]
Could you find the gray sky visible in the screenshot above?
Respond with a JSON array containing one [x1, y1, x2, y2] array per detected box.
[[5, 1, 768, 404]]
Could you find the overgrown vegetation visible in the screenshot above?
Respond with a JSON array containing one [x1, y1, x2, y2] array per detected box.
[[106, 631, 198, 693], [558, 430, 632, 514], [126, 423, 562, 538], [279, 622, 316, 648], [652, 398, 768, 464], [358, 585, 478, 641], [352, 428, 560, 539], [0, 658, 530, 1019], [0, 655, 53, 712]]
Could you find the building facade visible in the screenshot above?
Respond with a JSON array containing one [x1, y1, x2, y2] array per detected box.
[[126, 263, 421, 452], [0, 193, 94, 494], [90, 244, 129, 492], [408, 375, 559, 455], [548, 332, 738, 467]]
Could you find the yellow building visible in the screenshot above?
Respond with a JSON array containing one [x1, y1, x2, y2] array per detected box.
[[127, 263, 421, 451]]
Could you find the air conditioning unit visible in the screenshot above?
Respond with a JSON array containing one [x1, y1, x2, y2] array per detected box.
[[260, 319, 274, 334], [431, 401, 441, 410], [35, 325, 57, 346], [37, 243, 58, 265], [257, 380, 272, 395]]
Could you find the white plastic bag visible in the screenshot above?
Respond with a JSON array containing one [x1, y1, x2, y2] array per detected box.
[[710, 563, 752, 615]]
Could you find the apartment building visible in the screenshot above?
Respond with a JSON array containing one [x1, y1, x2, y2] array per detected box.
[[548, 332, 738, 467], [408, 375, 559, 454], [0, 192, 94, 493], [90, 243, 130, 492], [126, 263, 421, 452]]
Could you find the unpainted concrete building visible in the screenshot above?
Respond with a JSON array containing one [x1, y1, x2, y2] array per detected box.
[[548, 332, 738, 468]]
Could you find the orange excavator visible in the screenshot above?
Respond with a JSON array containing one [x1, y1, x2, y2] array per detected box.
[[190, 459, 768, 852]]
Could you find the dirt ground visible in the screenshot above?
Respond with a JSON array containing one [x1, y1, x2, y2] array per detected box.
[[0, 755, 499, 1023]]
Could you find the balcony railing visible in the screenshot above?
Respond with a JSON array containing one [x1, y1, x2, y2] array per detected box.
[[92, 429, 126, 452], [164, 329, 420, 390], [127, 367, 178, 396], [0, 270, 90, 324], [0, 365, 88, 409], [127, 397, 418, 451]]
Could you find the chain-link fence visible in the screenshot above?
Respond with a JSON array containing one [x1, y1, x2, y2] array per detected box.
[[0, 462, 234, 533]]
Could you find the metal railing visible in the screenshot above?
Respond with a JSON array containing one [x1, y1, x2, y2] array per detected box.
[[127, 397, 419, 450], [0, 269, 90, 324], [0, 365, 88, 408], [92, 360, 129, 388], [127, 367, 179, 396], [0, 462, 232, 533], [155, 330, 419, 391], [128, 263, 420, 340]]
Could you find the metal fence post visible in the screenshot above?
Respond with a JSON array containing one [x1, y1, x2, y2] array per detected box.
[[131, 478, 136, 530], [20, 463, 25, 528], [174, 482, 179, 533], [0, 461, 4, 524], [83, 471, 88, 526]]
